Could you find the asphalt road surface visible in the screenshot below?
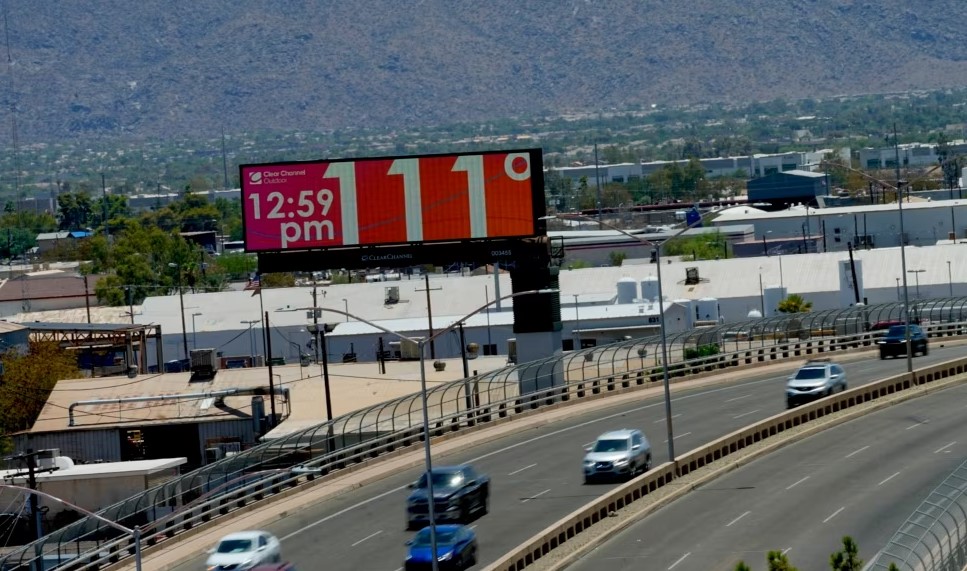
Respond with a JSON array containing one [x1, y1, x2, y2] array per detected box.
[[172, 345, 964, 571], [566, 374, 967, 571]]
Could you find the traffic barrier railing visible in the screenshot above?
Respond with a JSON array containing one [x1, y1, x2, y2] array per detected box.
[[485, 356, 967, 571]]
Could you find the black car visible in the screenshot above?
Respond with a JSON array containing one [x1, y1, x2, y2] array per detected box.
[[405, 465, 489, 530], [878, 324, 928, 359]]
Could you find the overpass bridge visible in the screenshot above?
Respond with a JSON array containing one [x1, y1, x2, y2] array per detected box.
[[5, 298, 967, 570]]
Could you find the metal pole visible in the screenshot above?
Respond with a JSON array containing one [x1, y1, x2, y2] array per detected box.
[[948, 261, 953, 296], [594, 142, 603, 222], [424, 274, 437, 359], [264, 311, 278, 425], [127, 285, 134, 324], [573, 294, 581, 350], [133, 526, 142, 571], [311, 286, 320, 362], [342, 298, 349, 322], [894, 122, 914, 375], [653, 246, 676, 462], [321, 325, 333, 422], [484, 285, 492, 353], [83, 275, 92, 324], [178, 271, 188, 360], [417, 340, 440, 571]]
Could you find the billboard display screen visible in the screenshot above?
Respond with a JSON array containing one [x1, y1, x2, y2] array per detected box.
[[240, 148, 545, 253]]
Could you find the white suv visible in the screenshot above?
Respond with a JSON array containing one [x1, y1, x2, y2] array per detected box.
[[786, 359, 847, 409], [582, 429, 651, 484]]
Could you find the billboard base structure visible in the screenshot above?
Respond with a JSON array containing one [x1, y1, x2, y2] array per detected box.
[[512, 330, 565, 400]]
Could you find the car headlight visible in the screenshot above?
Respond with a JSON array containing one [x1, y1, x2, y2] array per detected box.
[[583, 460, 594, 466], [439, 551, 454, 561], [613, 457, 629, 465]]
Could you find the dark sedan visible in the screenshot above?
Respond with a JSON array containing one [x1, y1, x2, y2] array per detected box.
[[878, 324, 928, 359], [404, 524, 478, 571], [405, 465, 489, 530]]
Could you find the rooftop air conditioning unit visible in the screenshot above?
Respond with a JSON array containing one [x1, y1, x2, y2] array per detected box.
[[385, 286, 400, 304], [36, 449, 60, 470], [685, 267, 700, 285]]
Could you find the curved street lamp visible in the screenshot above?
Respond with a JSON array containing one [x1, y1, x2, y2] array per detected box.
[[280, 287, 556, 571], [541, 213, 696, 463]]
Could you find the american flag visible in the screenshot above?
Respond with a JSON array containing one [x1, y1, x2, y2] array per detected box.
[[247, 274, 261, 296]]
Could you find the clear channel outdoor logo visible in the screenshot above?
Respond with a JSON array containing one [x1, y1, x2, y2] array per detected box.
[[249, 171, 263, 185]]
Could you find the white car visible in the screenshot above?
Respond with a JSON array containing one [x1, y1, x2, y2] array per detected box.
[[205, 530, 282, 571]]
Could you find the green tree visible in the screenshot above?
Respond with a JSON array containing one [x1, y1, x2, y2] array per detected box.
[[662, 231, 730, 260], [830, 536, 862, 571], [261, 272, 296, 288], [0, 342, 80, 441], [777, 294, 813, 313], [213, 252, 258, 280], [57, 192, 95, 230], [734, 563, 751, 571], [608, 251, 627, 266], [767, 549, 798, 571]]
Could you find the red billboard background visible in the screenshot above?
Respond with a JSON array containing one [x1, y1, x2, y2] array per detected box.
[[240, 149, 544, 253]]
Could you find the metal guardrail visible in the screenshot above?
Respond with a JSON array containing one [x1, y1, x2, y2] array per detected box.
[[4, 297, 967, 570], [868, 460, 967, 571], [485, 354, 967, 571]]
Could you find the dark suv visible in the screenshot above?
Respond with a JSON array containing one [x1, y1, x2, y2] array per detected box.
[[878, 324, 928, 359], [405, 465, 490, 530]]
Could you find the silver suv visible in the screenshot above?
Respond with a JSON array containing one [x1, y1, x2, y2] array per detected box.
[[785, 359, 847, 409], [582, 429, 651, 484]]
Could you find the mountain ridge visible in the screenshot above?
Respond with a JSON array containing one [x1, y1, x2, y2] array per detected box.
[[2, 1, 966, 143]]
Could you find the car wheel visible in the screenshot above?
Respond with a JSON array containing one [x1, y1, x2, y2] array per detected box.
[[644, 454, 652, 471], [467, 544, 478, 567], [480, 488, 490, 516], [922, 344, 928, 356]]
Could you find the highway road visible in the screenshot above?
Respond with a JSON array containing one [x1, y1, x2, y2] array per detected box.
[[172, 344, 965, 571], [566, 371, 967, 571]]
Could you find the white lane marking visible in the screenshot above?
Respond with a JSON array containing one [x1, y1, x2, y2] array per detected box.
[[668, 552, 691, 570], [508, 463, 537, 476], [845, 445, 870, 459], [732, 409, 761, 419], [878, 472, 901, 486], [664, 432, 691, 443], [906, 420, 927, 430], [654, 414, 682, 424], [725, 394, 750, 403], [781, 547, 791, 555], [823, 507, 845, 523], [351, 530, 382, 547], [278, 369, 834, 542], [935, 441, 957, 454], [521, 489, 551, 503], [726, 511, 751, 527], [786, 476, 809, 490]]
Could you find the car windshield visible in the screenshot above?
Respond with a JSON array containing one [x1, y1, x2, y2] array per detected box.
[[794, 368, 826, 380], [216, 539, 253, 554], [592, 438, 628, 452], [413, 528, 459, 546], [886, 325, 909, 336], [417, 471, 463, 488]]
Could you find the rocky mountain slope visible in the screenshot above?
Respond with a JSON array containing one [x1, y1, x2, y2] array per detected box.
[[2, 0, 966, 142]]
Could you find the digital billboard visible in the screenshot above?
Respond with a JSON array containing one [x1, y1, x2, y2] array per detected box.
[[240, 148, 545, 253]]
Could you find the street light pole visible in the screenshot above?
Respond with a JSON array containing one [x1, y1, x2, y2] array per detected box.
[[542, 213, 714, 463], [948, 261, 953, 296], [893, 122, 915, 375], [241, 320, 259, 361], [167, 263, 189, 360], [342, 298, 349, 322], [573, 294, 581, 350], [280, 288, 555, 571], [907, 269, 924, 299]]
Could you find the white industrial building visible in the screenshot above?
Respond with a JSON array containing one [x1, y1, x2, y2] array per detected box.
[[714, 198, 967, 252], [11, 240, 950, 368]]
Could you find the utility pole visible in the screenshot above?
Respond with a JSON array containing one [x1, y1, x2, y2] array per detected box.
[[416, 274, 442, 359], [7, 449, 58, 571], [311, 285, 320, 362]]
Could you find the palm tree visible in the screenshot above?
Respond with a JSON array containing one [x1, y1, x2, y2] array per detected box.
[[777, 293, 813, 314]]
